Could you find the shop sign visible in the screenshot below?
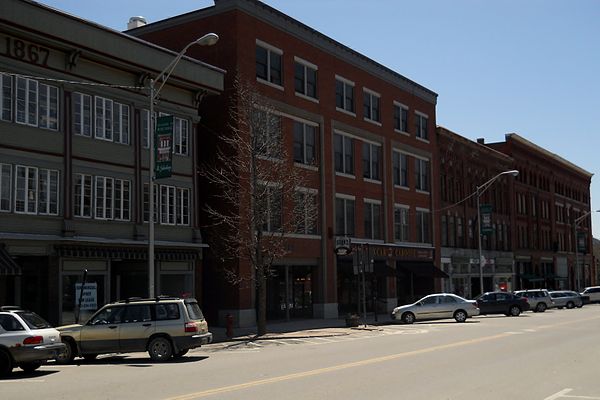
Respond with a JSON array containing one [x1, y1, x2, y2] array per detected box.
[[334, 236, 352, 256], [154, 115, 173, 179], [75, 282, 97, 311], [352, 244, 432, 260], [480, 204, 493, 234]]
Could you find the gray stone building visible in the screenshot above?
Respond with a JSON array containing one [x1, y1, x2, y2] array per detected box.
[[0, 0, 224, 324]]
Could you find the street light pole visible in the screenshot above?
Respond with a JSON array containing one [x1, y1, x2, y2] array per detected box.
[[477, 169, 519, 296], [147, 33, 219, 298], [573, 209, 600, 291]]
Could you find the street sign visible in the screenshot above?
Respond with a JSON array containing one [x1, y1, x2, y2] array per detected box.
[[480, 204, 493, 234], [155, 115, 174, 179]]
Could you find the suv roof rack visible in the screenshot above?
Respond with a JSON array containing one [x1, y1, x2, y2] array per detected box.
[[115, 296, 181, 304]]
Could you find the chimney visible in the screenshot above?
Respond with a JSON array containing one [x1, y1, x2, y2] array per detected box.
[[476, 138, 485, 144], [127, 16, 147, 30]]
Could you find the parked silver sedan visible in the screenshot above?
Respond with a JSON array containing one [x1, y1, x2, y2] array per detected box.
[[391, 293, 480, 324], [549, 291, 583, 309]]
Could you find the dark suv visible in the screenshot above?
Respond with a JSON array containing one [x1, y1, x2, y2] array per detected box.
[[476, 292, 530, 316], [513, 289, 554, 312], [57, 297, 212, 363]]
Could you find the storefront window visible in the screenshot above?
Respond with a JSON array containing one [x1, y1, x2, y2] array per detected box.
[[61, 273, 106, 324]]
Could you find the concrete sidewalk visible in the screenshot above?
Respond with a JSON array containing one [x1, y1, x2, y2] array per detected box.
[[210, 314, 394, 343]]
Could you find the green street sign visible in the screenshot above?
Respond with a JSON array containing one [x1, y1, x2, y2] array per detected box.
[[480, 204, 493, 234], [155, 115, 173, 179]]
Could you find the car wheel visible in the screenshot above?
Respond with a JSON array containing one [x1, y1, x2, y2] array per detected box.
[[454, 310, 468, 323], [148, 337, 173, 362], [509, 305, 521, 316], [173, 349, 189, 359], [83, 354, 98, 361], [536, 303, 547, 312], [55, 338, 76, 364], [20, 361, 41, 373], [401, 312, 415, 324], [0, 350, 13, 376], [566, 301, 575, 309]]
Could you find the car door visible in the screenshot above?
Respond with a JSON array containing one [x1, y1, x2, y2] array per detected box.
[[415, 296, 439, 320], [477, 293, 495, 314], [119, 304, 155, 353], [438, 295, 458, 318], [80, 306, 125, 354], [494, 292, 511, 313]]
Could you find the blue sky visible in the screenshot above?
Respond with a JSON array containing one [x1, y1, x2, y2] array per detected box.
[[41, 0, 600, 236]]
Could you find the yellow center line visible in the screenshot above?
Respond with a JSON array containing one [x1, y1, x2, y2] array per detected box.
[[165, 314, 600, 400]]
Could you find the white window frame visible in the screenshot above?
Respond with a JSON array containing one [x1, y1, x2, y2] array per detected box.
[[176, 187, 191, 226], [114, 178, 130, 221], [335, 193, 356, 237], [14, 165, 38, 214], [73, 92, 92, 137], [174, 117, 189, 156], [293, 120, 318, 166], [362, 141, 382, 182], [15, 76, 38, 127], [160, 185, 176, 225], [94, 96, 113, 141], [415, 157, 430, 193], [415, 111, 429, 141], [294, 56, 318, 102], [392, 150, 409, 188], [363, 88, 381, 124], [335, 75, 355, 115], [393, 101, 409, 134], [334, 131, 354, 177], [255, 39, 284, 89], [394, 204, 410, 242], [0, 163, 12, 212], [113, 102, 130, 145], [94, 176, 114, 220], [74, 173, 93, 218], [38, 168, 59, 216], [364, 198, 382, 240], [416, 207, 432, 244], [38, 83, 59, 130], [0, 73, 13, 122]]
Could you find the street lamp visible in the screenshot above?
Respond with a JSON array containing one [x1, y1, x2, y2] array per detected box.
[[477, 169, 519, 296], [148, 33, 219, 298], [573, 209, 600, 291]]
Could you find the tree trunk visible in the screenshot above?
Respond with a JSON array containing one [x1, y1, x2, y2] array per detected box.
[[257, 265, 267, 336]]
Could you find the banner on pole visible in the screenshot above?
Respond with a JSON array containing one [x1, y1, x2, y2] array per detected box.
[[155, 115, 174, 179]]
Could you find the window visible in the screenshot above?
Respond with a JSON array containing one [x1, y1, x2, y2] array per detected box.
[[441, 215, 448, 246], [416, 209, 431, 243], [256, 40, 283, 87], [294, 189, 318, 235], [415, 112, 428, 140], [293, 121, 317, 165], [15, 165, 37, 214], [94, 96, 113, 141], [253, 110, 282, 159], [335, 196, 355, 236], [174, 117, 189, 155], [335, 76, 355, 113], [362, 142, 381, 181], [364, 200, 382, 240], [392, 151, 408, 187], [113, 102, 130, 145], [415, 158, 430, 192], [294, 58, 317, 99], [160, 185, 176, 225], [394, 205, 409, 242], [143, 183, 159, 223], [15, 77, 59, 130], [363, 89, 380, 123], [258, 184, 282, 232], [73, 92, 92, 137], [334, 133, 354, 175], [74, 174, 92, 218], [114, 179, 130, 221], [393, 102, 408, 132], [94, 176, 114, 220], [176, 187, 190, 226], [1, 73, 12, 122], [38, 168, 59, 215], [1, 164, 12, 212]]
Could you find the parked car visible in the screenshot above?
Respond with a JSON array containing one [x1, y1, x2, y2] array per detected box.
[[390, 293, 479, 324], [0, 306, 67, 376], [549, 291, 584, 309], [580, 286, 600, 303], [475, 292, 530, 316], [56, 297, 212, 363], [513, 289, 554, 312]]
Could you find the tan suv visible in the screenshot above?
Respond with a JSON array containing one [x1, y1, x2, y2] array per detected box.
[[56, 297, 212, 363]]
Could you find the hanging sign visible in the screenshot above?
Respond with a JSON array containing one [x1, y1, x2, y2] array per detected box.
[[155, 115, 174, 179]]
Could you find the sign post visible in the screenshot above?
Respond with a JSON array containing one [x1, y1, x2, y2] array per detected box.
[[155, 115, 174, 179]]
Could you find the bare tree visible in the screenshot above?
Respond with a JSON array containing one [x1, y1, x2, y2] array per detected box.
[[201, 75, 318, 335]]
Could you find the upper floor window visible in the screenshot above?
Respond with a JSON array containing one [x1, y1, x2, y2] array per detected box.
[[334, 133, 354, 175], [293, 121, 317, 166], [394, 205, 409, 242], [335, 76, 355, 114], [392, 150, 408, 187], [415, 112, 429, 140], [416, 209, 431, 243], [363, 89, 380, 123], [294, 57, 317, 100], [256, 40, 283, 87], [393, 102, 408, 133], [1, 73, 14, 122], [364, 199, 382, 240], [38, 168, 59, 215], [14, 165, 59, 215], [415, 158, 430, 192], [81, 95, 130, 145], [294, 189, 318, 235], [0, 164, 11, 212], [335, 195, 355, 236], [173, 117, 189, 155], [13, 76, 59, 130], [258, 183, 282, 232], [252, 109, 282, 159], [74, 173, 92, 218], [362, 142, 381, 181], [158, 185, 191, 226], [73, 92, 92, 137]]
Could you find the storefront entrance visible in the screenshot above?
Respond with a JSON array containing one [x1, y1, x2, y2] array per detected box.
[[266, 265, 313, 320]]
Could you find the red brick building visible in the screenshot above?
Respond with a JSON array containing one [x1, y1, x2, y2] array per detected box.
[[129, 0, 442, 326]]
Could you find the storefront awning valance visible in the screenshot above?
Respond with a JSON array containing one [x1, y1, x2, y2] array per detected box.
[[520, 274, 544, 282], [56, 245, 200, 261], [0, 246, 21, 276], [397, 262, 448, 278]]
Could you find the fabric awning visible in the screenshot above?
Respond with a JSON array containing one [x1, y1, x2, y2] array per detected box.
[[0, 246, 21, 276], [397, 262, 448, 278]]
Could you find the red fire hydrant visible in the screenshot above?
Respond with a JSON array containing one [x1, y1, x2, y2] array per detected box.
[[225, 313, 234, 338]]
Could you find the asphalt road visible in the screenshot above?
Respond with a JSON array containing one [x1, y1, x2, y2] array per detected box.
[[4, 305, 600, 400]]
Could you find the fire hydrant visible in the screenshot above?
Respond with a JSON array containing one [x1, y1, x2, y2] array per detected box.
[[225, 313, 234, 338]]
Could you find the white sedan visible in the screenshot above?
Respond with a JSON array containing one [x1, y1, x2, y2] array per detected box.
[[391, 293, 480, 324]]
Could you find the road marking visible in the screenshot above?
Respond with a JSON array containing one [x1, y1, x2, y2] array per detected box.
[[504, 331, 523, 335], [545, 389, 573, 400], [0, 379, 46, 383], [164, 314, 600, 400]]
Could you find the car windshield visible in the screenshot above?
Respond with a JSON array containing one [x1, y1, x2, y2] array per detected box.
[[185, 302, 205, 320], [16, 311, 52, 329]]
